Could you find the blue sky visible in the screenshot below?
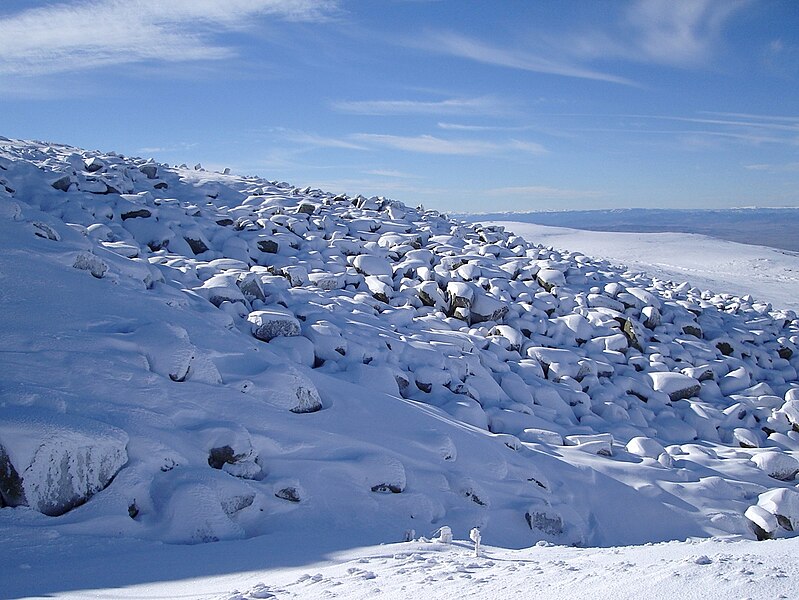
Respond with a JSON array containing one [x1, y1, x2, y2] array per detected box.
[[1, 0, 797, 212]]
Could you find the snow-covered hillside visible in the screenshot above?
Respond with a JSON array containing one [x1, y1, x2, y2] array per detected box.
[[2, 137, 799, 597]]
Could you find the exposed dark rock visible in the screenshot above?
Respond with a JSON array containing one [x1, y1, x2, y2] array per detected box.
[[525, 509, 563, 536], [0, 444, 26, 508], [275, 487, 301, 503], [257, 239, 279, 254], [184, 236, 209, 255], [51, 175, 73, 191], [682, 324, 703, 338], [716, 341, 734, 356], [121, 208, 152, 220], [208, 445, 244, 470], [371, 483, 403, 493]]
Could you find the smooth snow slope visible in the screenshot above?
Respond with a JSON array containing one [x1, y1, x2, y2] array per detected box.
[[488, 221, 799, 313], [2, 138, 799, 599]]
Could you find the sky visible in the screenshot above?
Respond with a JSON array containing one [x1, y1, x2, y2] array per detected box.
[[0, 0, 797, 213]]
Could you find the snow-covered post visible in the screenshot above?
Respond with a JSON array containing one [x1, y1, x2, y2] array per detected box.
[[437, 526, 452, 544], [470, 527, 481, 557]]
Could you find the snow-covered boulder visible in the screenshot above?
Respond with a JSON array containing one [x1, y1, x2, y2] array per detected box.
[[626, 436, 666, 459], [754, 488, 799, 533], [260, 366, 323, 413], [565, 433, 613, 456], [72, 251, 108, 278], [128, 322, 222, 385], [745, 504, 778, 540], [352, 254, 392, 278], [150, 468, 254, 544], [247, 308, 301, 342], [0, 409, 128, 516], [536, 268, 565, 292], [646, 372, 701, 402], [519, 428, 564, 446], [751, 452, 799, 481]]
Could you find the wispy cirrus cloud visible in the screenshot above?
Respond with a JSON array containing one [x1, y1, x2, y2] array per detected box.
[[560, 0, 750, 68], [364, 169, 419, 179], [350, 133, 547, 156], [0, 0, 338, 76], [411, 31, 635, 86], [744, 162, 799, 173], [622, 0, 750, 66], [332, 96, 512, 116], [409, 1, 749, 87], [275, 128, 368, 151]]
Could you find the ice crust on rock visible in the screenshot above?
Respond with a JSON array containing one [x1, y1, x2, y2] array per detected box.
[[0, 409, 128, 516], [1, 137, 799, 547]]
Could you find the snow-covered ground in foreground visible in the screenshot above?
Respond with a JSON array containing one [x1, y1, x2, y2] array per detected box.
[[3, 530, 798, 599], [2, 138, 799, 599], [487, 221, 799, 313]]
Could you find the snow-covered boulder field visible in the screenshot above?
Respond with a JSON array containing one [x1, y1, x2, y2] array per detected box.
[[1, 137, 799, 548]]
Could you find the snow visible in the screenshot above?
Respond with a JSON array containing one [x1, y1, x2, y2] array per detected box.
[[2, 138, 799, 598], [488, 221, 799, 312]]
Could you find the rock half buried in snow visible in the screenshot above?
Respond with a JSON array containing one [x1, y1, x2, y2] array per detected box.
[[646, 372, 701, 402], [753, 488, 799, 533], [261, 365, 323, 413], [248, 308, 301, 341], [565, 433, 614, 456], [751, 451, 799, 481], [0, 409, 128, 516]]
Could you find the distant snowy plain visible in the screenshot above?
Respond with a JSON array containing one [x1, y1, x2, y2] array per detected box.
[[486, 221, 799, 313], [2, 139, 799, 599]]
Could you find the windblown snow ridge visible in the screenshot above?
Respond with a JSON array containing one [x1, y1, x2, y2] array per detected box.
[[1, 137, 798, 547]]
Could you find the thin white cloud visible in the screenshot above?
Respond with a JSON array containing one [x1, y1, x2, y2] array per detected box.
[[364, 169, 418, 179], [640, 114, 799, 133], [351, 133, 547, 156], [270, 128, 367, 150], [332, 96, 511, 116], [137, 142, 199, 154], [624, 0, 749, 66], [437, 122, 528, 132], [701, 111, 799, 124], [555, 0, 749, 68], [0, 0, 338, 76], [485, 186, 605, 200], [413, 31, 635, 86], [744, 162, 799, 173], [351, 133, 492, 155], [410, 0, 749, 87]]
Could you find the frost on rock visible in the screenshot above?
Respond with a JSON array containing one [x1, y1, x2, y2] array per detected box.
[[72, 252, 108, 278], [248, 308, 301, 342], [0, 409, 128, 516]]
